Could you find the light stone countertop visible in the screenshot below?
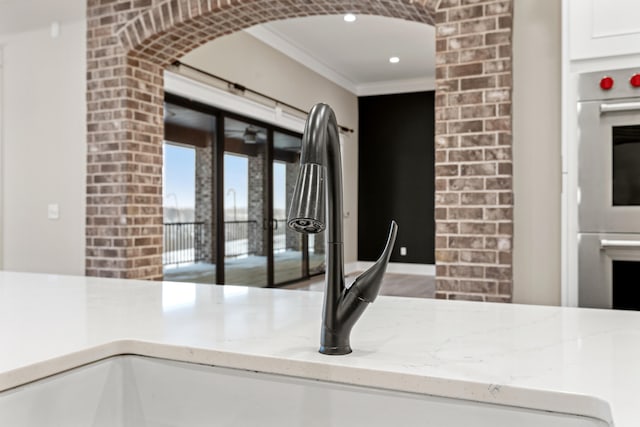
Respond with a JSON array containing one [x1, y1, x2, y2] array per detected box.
[[1, 271, 639, 426]]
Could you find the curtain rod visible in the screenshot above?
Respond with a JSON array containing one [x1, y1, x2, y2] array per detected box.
[[171, 61, 353, 133], [170, 61, 354, 134]]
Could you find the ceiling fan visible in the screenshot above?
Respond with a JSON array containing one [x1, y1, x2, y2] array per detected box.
[[225, 124, 267, 144]]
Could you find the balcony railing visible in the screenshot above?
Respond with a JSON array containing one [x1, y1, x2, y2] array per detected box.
[[224, 220, 257, 258], [273, 219, 287, 253], [163, 219, 296, 266], [163, 222, 206, 266]]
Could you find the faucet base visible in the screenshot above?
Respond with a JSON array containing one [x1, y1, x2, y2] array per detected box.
[[319, 345, 352, 355], [319, 325, 353, 355]]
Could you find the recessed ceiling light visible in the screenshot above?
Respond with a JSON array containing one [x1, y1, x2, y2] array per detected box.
[[343, 13, 356, 22], [389, 56, 400, 64]]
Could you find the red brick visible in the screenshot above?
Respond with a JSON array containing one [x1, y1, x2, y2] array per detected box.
[[449, 178, 485, 191], [448, 149, 483, 162], [460, 222, 496, 235], [449, 236, 484, 249], [436, 250, 460, 263]]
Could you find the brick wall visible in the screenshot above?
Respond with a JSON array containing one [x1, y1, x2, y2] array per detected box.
[[86, 0, 514, 302], [433, 1, 513, 302]]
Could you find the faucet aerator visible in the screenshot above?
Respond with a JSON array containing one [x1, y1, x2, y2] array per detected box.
[[287, 218, 325, 234]]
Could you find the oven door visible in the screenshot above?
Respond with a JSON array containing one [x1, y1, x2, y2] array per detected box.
[[578, 99, 640, 233], [579, 232, 640, 309]]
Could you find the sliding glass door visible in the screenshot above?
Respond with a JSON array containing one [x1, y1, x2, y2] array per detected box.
[[223, 117, 269, 287], [273, 132, 305, 285], [162, 101, 217, 284], [162, 94, 324, 287]]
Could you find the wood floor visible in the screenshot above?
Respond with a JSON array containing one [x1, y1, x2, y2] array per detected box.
[[282, 272, 435, 299], [164, 259, 435, 299]]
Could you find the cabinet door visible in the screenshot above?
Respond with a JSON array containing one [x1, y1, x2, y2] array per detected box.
[[569, 0, 640, 60]]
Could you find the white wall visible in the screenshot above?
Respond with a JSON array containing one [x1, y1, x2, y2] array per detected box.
[[512, 0, 562, 305], [181, 31, 360, 263], [0, 45, 4, 269], [0, 20, 86, 275]]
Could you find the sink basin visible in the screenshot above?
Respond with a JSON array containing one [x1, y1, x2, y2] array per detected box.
[[0, 356, 608, 426]]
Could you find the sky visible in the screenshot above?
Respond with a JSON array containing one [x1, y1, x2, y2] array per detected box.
[[273, 161, 286, 213], [163, 144, 195, 209], [224, 153, 248, 215], [163, 143, 287, 214]]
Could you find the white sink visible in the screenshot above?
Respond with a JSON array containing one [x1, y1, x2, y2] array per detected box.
[[0, 356, 608, 427]]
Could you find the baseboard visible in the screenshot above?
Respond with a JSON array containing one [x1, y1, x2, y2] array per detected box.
[[345, 262, 435, 276]]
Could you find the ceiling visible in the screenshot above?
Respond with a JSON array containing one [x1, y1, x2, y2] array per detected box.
[[0, 0, 84, 35], [0, 3, 434, 96], [246, 15, 435, 96]]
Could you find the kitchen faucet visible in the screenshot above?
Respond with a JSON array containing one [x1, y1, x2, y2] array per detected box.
[[287, 103, 398, 355]]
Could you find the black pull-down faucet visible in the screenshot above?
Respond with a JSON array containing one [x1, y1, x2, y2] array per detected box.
[[287, 103, 398, 355]]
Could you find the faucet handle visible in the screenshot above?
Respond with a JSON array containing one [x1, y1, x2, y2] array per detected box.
[[349, 220, 398, 303]]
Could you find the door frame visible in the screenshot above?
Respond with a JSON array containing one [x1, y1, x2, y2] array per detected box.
[[163, 90, 322, 286]]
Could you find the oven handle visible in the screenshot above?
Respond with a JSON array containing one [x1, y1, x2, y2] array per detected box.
[[600, 101, 640, 114], [600, 239, 640, 250]]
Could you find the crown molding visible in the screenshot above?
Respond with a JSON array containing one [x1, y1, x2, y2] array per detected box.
[[356, 76, 435, 96], [246, 25, 435, 97], [245, 25, 358, 95]]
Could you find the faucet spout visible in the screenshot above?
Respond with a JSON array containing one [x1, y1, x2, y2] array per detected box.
[[287, 103, 398, 355]]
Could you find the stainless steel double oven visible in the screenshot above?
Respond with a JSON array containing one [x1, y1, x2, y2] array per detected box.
[[578, 67, 640, 310]]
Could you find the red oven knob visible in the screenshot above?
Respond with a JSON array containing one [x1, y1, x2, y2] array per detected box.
[[600, 76, 614, 90], [630, 73, 640, 88]]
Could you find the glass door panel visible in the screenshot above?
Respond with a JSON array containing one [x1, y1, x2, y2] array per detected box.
[[273, 132, 304, 284], [308, 231, 326, 276], [163, 95, 322, 288], [223, 117, 268, 287], [162, 99, 217, 284]]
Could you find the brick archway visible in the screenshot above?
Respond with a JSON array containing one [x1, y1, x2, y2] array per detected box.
[[86, 0, 513, 302]]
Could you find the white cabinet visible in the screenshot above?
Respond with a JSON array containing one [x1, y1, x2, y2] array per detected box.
[[569, 0, 640, 60]]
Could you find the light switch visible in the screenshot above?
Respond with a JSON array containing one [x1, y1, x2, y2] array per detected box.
[[50, 21, 60, 38], [400, 246, 407, 256], [48, 204, 59, 220]]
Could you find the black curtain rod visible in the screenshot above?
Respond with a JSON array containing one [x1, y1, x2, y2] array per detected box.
[[171, 61, 354, 134]]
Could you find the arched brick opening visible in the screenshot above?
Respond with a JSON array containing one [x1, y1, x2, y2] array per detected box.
[[86, 0, 513, 302]]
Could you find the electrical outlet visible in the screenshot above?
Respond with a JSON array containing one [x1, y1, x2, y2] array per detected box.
[[400, 246, 407, 256]]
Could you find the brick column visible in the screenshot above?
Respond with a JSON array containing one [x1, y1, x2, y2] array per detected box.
[[248, 152, 266, 256], [433, 1, 513, 301], [195, 141, 214, 263], [86, 0, 166, 279]]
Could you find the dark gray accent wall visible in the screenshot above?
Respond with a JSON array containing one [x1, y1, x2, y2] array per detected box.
[[358, 91, 435, 264]]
